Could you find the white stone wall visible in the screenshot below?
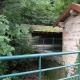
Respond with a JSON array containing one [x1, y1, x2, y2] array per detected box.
[[62, 14, 80, 76]]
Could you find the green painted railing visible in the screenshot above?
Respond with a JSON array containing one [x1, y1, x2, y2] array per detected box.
[[0, 51, 80, 80]]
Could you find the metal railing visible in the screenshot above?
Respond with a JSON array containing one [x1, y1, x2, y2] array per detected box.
[[0, 51, 80, 80], [33, 38, 62, 52], [13, 38, 62, 52]]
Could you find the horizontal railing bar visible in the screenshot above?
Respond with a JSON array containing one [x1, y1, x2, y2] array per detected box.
[[41, 63, 80, 72], [0, 51, 80, 61], [59, 74, 80, 80], [11, 38, 62, 40], [0, 63, 80, 79], [0, 70, 40, 79], [32, 38, 62, 40]]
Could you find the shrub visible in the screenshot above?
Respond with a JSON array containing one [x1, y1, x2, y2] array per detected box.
[[0, 15, 34, 80]]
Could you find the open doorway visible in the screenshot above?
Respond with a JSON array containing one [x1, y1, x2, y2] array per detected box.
[[32, 31, 62, 52]]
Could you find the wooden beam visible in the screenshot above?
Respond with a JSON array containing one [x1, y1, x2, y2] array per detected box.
[[58, 22, 65, 28], [53, 3, 80, 27], [70, 9, 79, 16], [53, 3, 72, 27]]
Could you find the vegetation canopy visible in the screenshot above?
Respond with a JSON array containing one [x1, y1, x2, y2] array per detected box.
[[0, 0, 79, 80]]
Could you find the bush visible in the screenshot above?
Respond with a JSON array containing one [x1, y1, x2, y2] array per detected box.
[[0, 15, 34, 80]]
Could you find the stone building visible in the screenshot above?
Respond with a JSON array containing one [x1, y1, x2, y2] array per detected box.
[[53, 2, 80, 76]]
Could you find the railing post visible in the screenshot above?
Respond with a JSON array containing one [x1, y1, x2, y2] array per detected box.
[[78, 52, 80, 80], [53, 38, 54, 51], [43, 39, 44, 52], [38, 56, 41, 80]]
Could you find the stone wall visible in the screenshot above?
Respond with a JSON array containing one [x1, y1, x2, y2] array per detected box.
[[62, 14, 80, 76]]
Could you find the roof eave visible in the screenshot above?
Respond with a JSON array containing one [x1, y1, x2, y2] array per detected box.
[[53, 2, 80, 27]]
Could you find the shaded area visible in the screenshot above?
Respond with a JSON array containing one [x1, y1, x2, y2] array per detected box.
[[42, 59, 66, 80]]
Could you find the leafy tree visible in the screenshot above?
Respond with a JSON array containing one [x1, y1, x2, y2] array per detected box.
[[53, 0, 77, 19], [21, 0, 55, 25], [0, 0, 79, 79], [0, 14, 34, 80], [20, 0, 78, 25], [0, 15, 14, 77], [77, 0, 80, 3], [0, 0, 78, 25], [2, 0, 22, 24], [0, 1, 34, 80], [0, 15, 14, 56], [0, 0, 34, 55]]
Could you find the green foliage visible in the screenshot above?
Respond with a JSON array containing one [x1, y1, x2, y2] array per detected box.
[[0, 15, 13, 78], [2, 0, 22, 24], [53, 0, 77, 19], [21, 0, 55, 25], [0, 61, 9, 75], [76, 40, 80, 50], [0, 15, 15, 56], [20, 0, 78, 25], [2, 77, 11, 80], [8, 24, 29, 39], [0, 1, 35, 79], [2, 77, 22, 80], [0, 15, 34, 80], [1, 0, 78, 25], [0, 0, 79, 79]]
